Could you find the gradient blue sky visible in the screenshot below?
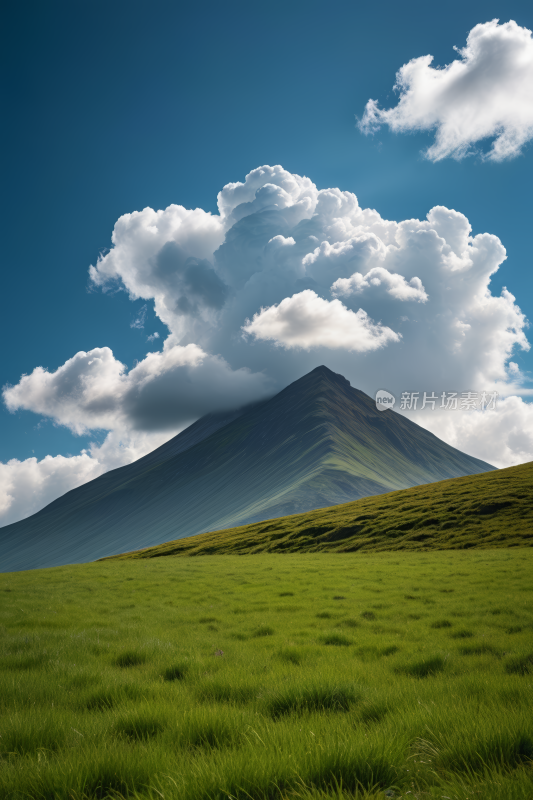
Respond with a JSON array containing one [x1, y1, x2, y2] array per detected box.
[[2, 0, 532, 466]]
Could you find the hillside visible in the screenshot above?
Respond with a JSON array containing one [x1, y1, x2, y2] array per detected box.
[[106, 460, 533, 558], [0, 366, 494, 572]]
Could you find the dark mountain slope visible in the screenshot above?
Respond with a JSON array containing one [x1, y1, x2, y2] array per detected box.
[[0, 366, 494, 572], [107, 460, 533, 559]]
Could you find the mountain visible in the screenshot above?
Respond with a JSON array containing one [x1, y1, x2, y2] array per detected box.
[[0, 366, 495, 572], [105, 460, 533, 559]]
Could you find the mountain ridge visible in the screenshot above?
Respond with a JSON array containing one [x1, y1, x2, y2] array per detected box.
[[0, 366, 495, 572]]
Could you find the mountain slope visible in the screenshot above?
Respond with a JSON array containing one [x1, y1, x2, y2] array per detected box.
[[105, 460, 533, 559], [0, 366, 495, 572]]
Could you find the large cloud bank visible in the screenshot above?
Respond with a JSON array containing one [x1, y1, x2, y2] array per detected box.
[[4, 344, 272, 435], [359, 19, 533, 161], [2, 165, 532, 525]]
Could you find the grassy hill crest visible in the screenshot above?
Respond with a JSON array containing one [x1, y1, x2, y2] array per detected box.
[[106, 460, 533, 559]]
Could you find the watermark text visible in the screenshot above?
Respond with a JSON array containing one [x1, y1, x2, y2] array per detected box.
[[375, 390, 498, 412]]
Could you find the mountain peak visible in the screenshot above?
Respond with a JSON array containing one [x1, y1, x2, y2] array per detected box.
[[286, 365, 352, 397], [308, 365, 350, 383], [0, 366, 495, 571]]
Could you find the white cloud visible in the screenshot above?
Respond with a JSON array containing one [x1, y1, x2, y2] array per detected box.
[[3, 342, 273, 435], [4, 347, 127, 435], [332, 267, 428, 302], [242, 290, 401, 352], [0, 452, 103, 526], [147, 332, 160, 342], [2, 164, 532, 527], [88, 165, 317, 341], [130, 304, 148, 329], [359, 19, 533, 161], [413, 396, 533, 469]]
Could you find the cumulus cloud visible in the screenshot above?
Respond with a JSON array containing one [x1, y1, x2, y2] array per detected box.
[[147, 332, 160, 342], [3, 343, 273, 435], [2, 164, 532, 526], [0, 452, 104, 526], [243, 290, 400, 351], [413, 396, 533, 469], [332, 267, 428, 302], [88, 166, 316, 339], [359, 19, 533, 161]]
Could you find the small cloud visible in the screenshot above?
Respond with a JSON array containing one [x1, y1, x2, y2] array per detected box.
[[331, 267, 428, 303], [147, 332, 160, 342], [131, 304, 148, 329], [242, 290, 400, 352], [358, 19, 533, 162]]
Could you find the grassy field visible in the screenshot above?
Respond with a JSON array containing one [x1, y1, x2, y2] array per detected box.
[[1, 550, 532, 799], [107, 461, 533, 560]]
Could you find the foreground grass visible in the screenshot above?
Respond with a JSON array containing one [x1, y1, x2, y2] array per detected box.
[[106, 461, 533, 560], [1, 550, 532, 799]]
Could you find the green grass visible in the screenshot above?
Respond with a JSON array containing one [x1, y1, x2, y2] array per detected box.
[[1, 550, 532, 798], [105, 460, 533, 560]]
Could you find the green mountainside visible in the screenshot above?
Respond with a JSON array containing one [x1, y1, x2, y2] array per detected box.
[[107, 460, 533, 559], [0, 366, 494, 572]]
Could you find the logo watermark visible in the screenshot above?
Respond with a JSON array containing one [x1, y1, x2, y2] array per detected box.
[[375, 389, 396, 412], [375, 390, 498, 412]]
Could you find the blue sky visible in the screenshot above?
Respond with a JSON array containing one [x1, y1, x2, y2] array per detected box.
[[1, 0, 533, 524]]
